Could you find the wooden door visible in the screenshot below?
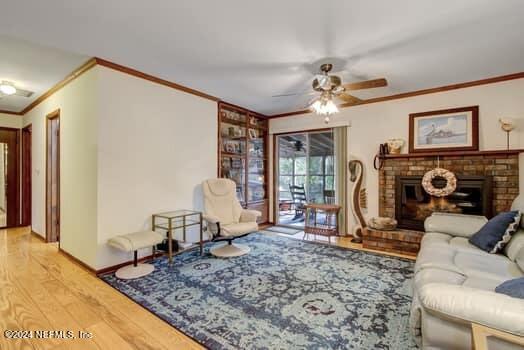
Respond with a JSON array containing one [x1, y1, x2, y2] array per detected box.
[[22, 125, 32, 226], [46, 110, 60, 242], [0, 127, 20, 228]]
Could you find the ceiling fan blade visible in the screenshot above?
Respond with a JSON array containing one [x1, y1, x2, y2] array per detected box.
[[272, 91, 316, 98], [343, 78, 388, 90], [337, 93, 363, 104]]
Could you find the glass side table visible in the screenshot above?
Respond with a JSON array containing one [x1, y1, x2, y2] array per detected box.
[[152, 210, 203, 263]]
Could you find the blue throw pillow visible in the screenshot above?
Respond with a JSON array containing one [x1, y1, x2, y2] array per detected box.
[[469, 211, 521, 253], [495, 277, 524, 299]]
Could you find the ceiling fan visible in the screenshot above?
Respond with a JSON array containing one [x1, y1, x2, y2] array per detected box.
[[293, 140, 305, 152], [273, 63, 387, 121], [0, 81, 34, 99]]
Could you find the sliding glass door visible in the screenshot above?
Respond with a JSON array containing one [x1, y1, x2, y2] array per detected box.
[[275, 130, 335, 228]]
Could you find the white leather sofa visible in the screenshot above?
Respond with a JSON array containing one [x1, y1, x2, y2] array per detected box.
[[410, 196, 524, 350]]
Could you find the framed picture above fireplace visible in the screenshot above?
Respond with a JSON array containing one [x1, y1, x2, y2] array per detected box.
[[409, 106, 479, 153]]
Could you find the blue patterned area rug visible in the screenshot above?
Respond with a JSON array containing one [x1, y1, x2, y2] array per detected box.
[[101, 233, 418, 349]]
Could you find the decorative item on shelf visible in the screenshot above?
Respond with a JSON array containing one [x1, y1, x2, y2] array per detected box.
[[249, 143, 264, 158], [368, 217, 398, 231], [386, 138, 405, 154], [231, 158, 243, 168], [373, 143, 389, 170], [499, 118, 516, 150], [421, 165, 457, 197], [224, 142, 235, 153], [348, 159, 367, 243], [248, 128, 257, 139], [409, 106, 479, 153]]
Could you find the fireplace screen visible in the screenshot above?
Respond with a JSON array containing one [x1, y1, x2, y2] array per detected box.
[[395, 176, 492, 230]]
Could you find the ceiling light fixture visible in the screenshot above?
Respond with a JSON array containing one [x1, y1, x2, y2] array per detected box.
[[0, 81, 17, 95], [311, 91, 339, 124]]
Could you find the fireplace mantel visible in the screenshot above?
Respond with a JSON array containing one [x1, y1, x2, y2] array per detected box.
[[382, 149, 524, 159]]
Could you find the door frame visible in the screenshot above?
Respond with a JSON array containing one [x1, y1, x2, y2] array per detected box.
[[272, 128, 332, 228], [46, 109, 60, 243], [21, 124, 32, 227], [0, 126, 20, 228]]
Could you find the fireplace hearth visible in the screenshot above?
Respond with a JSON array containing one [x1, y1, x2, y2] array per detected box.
[[395, 175, 492, 230]]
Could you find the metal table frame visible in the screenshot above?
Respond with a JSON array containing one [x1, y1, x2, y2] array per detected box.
[[152, 210, 203, 262]]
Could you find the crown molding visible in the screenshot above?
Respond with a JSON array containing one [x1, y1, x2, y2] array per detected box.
[[94, 57, 220, 102], [20, 58, 98, 115], [269, 72, 524, 119], [11, 56, 222, 117], [0, 109, 23, 116]]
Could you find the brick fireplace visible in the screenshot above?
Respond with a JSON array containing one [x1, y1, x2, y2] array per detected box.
[[379, 151, 520, 232]]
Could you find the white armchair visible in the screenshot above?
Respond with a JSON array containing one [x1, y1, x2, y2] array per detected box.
[[202, 179, 261, 257]]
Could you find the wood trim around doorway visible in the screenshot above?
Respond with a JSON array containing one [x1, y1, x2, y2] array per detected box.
[[272, 128, 332, 227], [22, 124, 32, 226], [0, 127, 21, 228], [45, 109, 60, 243]]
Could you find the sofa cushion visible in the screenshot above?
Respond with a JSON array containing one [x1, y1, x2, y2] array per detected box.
[[495, 277, 524, 299], [420, 232, 452, 246], [414, 268, 465, 291], [454, 251, 522, 282], [505, 230, 524, 262], [449, 237, 489, 255], [419, 283, 524, 337], [424, 213, 488, 238], [415, 232, 522, 289], [518, 257, 524, 272], [469, 211, 521, 253]]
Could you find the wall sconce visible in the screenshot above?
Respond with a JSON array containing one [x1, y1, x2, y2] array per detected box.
[[499, 118, 516, 150]]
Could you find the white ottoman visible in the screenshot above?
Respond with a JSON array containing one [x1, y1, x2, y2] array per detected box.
[[108, 231, 164, 279]]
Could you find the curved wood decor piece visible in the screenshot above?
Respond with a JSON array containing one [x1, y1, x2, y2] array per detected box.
[[349, 160, 367, 243]]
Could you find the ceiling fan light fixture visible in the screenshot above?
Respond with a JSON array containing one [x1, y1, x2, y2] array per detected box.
[[311, 95, 338, 117], [0, 81, 16, 95]]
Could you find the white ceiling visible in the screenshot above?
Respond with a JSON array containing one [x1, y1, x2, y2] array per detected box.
[[0, 0, 523, 115], [0, 36, 88, 112]]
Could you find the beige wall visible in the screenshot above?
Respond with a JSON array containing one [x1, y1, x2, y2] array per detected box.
[[269, 78, 524, 231], [95, 66, 217, 269], [23, 68, 99, 267], [0, 113, 22, 129]]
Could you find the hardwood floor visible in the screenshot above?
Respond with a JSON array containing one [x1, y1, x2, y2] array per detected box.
[[0, 226, 414, 350], [0, 227, 203, 350]]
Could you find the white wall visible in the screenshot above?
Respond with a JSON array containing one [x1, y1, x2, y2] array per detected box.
[[270, 78, 524, 230], [23, 68, 99, 267], [0, 113, 22, 129], [19, 65, 218, 270], [95, 66, 217, 269]]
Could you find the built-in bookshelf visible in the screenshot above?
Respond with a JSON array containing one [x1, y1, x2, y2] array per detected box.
[[218, 102, 269, 223]]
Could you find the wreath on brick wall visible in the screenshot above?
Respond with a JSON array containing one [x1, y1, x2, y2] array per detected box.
[[421, 168, 457, 197]]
